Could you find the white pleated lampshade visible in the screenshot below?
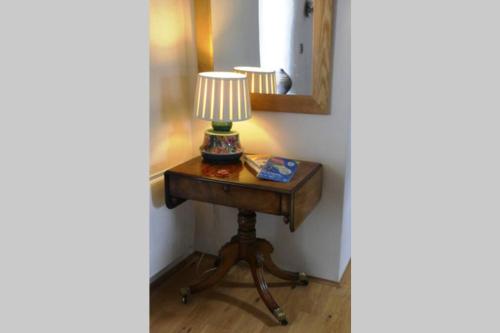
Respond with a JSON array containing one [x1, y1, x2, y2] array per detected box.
[[194, 72, 252, 122], [233, 66, 277, 94]]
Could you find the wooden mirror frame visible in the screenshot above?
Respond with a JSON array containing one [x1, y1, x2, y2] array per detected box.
[[194, 0, 335, 115]]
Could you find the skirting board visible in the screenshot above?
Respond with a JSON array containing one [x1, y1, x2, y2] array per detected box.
[[150, 251, 350, 291], [150, 252, 199, 291]]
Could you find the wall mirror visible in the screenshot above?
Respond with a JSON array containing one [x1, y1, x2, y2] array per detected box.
[[194, 0, 335, 114]]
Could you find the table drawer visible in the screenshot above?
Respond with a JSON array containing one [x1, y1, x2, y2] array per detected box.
[[167, 174, 282, 214]]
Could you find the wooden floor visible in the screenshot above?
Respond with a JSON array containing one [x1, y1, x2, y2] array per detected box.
[[150, 254, 351, 333]]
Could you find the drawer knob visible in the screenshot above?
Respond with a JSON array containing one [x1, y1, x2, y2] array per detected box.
[[223, 185, 230, 192]]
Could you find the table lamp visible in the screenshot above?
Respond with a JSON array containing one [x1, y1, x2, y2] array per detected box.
[[234, 66, 277, 94], [194, 71, 252, 163]]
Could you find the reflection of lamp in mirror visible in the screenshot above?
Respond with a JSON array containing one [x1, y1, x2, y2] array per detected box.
[[194, 71, 252, 163], [233, 66, 277, 94]]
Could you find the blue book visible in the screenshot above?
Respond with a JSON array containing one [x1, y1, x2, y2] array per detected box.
[[245, 155, 298, 183]]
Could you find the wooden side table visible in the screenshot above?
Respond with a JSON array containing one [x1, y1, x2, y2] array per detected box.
[[164, 156, 323, 325]]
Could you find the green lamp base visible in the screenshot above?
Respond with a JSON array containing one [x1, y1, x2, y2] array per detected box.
[[211, 121, 232, 132]]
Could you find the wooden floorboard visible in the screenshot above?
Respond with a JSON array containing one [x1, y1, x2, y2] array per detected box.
[[150, 254, 351, 333]]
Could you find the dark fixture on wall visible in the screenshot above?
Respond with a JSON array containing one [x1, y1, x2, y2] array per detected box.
[[304, 0, 314, 17]]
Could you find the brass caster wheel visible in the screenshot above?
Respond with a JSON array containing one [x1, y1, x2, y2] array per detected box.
[[180, 287, 190, 304], [298, 272, 309, 286], [273, 308, 288, 326]]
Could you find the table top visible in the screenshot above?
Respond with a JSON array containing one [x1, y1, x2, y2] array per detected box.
[[166, 156, 322, 194]]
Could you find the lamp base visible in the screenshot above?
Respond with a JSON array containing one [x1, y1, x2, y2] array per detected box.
[[200, 129, 243, 164], [201, 151, 243, 163], [211, 121, 232, 132]]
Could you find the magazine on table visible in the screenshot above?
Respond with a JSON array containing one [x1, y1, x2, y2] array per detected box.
[[243, 154, 298, 183]]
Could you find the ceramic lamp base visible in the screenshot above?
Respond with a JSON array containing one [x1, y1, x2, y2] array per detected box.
[[200, 129, 243, 164], [201, 151, 243, 163]]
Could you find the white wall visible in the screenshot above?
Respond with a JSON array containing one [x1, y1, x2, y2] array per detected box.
[[149, 0, 198, 279], [192, 0, 351, 281], [259, 0, 313, 94], [150, 178, 195, 277], [211, 0, 260, 70]]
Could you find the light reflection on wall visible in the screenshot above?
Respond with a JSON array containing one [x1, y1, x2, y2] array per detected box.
[[231, 115, 284, 155], [151, 117, 193, 172], [150, 0, 197, 174], [150, 0, 184, 63]]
